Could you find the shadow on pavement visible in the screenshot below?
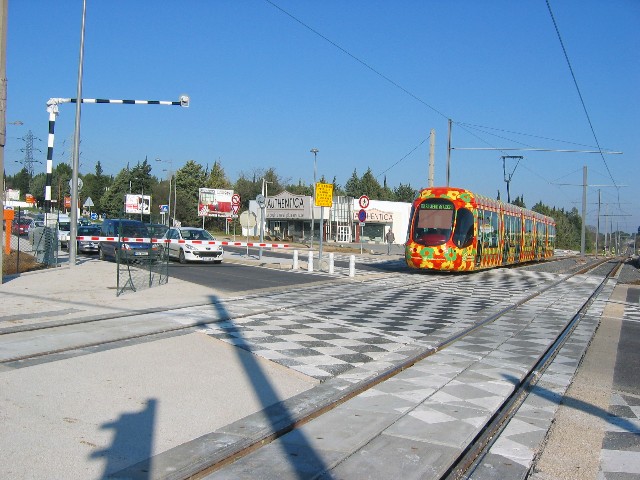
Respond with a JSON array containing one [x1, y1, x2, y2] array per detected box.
[[93, 398, 157, 479]]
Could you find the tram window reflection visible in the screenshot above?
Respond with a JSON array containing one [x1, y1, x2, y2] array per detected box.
[[414, 202, 454, 245]]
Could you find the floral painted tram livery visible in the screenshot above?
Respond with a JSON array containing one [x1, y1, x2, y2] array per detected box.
[[405, 187, 556, 272]]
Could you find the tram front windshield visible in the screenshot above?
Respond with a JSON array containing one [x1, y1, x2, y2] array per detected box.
[[413, 200, 454, 246]]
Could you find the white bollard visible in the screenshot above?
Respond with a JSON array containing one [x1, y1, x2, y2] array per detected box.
[[349, 255, 355, 277], [308, 251, 314, 272], [329, 252, 334, 274], [293, 250, 299, 270]]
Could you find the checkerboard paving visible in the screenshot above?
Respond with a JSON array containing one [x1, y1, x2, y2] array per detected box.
[[191, 269, 590, 381], [598, 295, 640, 479], [201, 271, 614, 479]]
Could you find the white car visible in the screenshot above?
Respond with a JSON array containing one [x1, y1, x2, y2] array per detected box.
[[162, 227, 223, 264]]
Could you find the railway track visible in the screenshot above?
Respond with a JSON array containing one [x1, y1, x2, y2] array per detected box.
[[0, 256, 622, 479]]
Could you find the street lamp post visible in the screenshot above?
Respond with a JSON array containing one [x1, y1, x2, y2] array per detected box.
[[155, 158, 173, 226], [310, 148, 318, 250]]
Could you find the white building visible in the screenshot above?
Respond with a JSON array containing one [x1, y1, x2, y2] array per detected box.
[[248, 191, 411, 245]]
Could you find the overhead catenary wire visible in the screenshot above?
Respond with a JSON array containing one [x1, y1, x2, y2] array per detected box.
[[267, 0, 625, 207], [545, 0, 619, 194]]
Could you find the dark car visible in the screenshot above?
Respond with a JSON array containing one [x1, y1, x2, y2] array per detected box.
[[98, 218, 159, 263], [77, 225, 102, 254], [146, 223, 169, 239]]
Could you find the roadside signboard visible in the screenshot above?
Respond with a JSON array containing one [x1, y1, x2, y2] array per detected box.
[[239, 210, 257, 228], [125, 194, 151, 215], [315, 182, 334, 207], [198, 188, 234, 217]]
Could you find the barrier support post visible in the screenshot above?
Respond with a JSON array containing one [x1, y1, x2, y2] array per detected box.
[[349, 255, 355, 277]]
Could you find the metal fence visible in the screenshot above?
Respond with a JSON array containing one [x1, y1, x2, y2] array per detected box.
[[3, 209, 169, 296], [116, 247, 169, 296], [3, 210, 59, 276]]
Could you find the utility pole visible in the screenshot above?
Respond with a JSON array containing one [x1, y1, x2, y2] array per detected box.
[[446, 119, 452, 186], [581, 166, 587, 257], [17, 130, 42, 190], [428, 129, 435, 187], [501, 155, 523, 204], [0, 0, 6, 283]]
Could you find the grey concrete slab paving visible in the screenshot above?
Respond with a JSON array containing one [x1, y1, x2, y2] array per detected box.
[[1, 256, 638, 479]]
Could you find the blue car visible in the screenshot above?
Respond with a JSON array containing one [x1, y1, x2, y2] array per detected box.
[[98, 218, 160, 263]]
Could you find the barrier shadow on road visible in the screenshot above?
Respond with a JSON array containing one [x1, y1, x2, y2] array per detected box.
[[201, 296, 331, 478], [105, 295, 329, 479]]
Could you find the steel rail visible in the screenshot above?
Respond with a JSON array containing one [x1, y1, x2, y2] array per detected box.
[[442, 258, 621, 479], [0, 257, 616, 478], [184, 259, 616, 478]]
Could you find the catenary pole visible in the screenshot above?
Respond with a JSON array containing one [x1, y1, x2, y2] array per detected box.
[[69, 0, 87, 267], [428, 129, 435, 187], [0, 0, 7, 283]]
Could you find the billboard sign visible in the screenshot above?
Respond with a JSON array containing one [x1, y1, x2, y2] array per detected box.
[[125, 194, 151, 215], [198, 188, 234, 217]]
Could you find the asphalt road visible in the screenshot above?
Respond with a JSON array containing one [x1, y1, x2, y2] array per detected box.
[[166, 260, 330, 293]]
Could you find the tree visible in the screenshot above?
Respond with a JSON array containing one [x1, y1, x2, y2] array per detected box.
[[359, 168, 383, 199], [100, 168, 132, 217], [81, 161, 110, 212], [52, 163, 73, 208], [379, 176, 394, 201], [174, 160, 207, 226], [7, 168, 30, 196], [393, 183, 417, 203], [233, 172, 259, 211], [512, 195, 526, 208], [344, 169, 360, 198], [206, 160, 232, 189]]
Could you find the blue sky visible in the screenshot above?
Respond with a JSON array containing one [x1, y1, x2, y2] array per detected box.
[[6, 1, 639, 232]]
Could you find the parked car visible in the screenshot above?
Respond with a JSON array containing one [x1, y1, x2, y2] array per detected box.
[[57, 214, 72, 249], [12, 219, 31, 236], [162, 227, 223, 264], [98, 218, 159, 263], [146, 223, 169, 239], [77, 225, 102, 254]]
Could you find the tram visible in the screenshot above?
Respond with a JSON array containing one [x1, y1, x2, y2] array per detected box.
[[405, 187, 555, 272]]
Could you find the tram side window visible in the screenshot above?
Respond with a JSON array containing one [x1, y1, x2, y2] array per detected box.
[[524, 219, 534, 247], [514, 216, 522, 246], [483, 211, 499, 248], [452, 208, 474, 248], [504, 215, 514, 247], [536, 222, 545, 243], [549, 224, 556, 248], [479, 210, 498, 249]]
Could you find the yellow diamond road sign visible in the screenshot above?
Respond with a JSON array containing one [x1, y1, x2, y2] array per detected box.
[[315, 182, 334, 207]]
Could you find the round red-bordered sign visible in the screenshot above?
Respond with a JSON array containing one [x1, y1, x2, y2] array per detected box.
[[232, 193, 241, 205], [359, 195, 370, 209]]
